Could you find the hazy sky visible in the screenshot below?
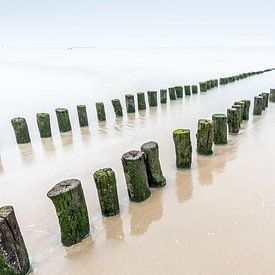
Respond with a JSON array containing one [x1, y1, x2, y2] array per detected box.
[[1, 0, 275, 47]]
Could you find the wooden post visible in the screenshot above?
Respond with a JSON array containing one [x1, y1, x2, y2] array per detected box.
[[262, 93, 269, 108], [11, 117, 31, 144], [125, 94, 136, 113], [121, 150, 151, 202], [0, 206, 30, 275], [210, 80, 215, 88], [173, 129, 192, 168], [111, 99, 123, 117], [191, 85, 198, 94], [231, 105, 241, 128], [168, 87, 177, 100], [196, 119, 214, 155], [47, 179, 90, 247], [160, 89, 167, 103], [175, 86, 183, 98], [227, 108, 239, 134], [96, 102, 106, 121], [147, 91, 158, 106], [37, 113, 52, 138], [206, 80, 211, 89], [77, 105, 89, 127], [184, 85, 191, 95], [199, 82, 207, 92], [93, 168, 120, 216], [137, 92, 146, 110], [253, 96, 263, 115], [241, 99, 251, 120], [234, 101, 245, 121], [212, 114, 227, 144], [141, 141, 166, 187], [260, 93, 268, 110], [270, 89, 275, 102], [214, 79, 219, 87], [55, 108, 72, 133]]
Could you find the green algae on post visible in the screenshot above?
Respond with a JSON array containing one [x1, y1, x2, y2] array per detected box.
[[241, 100, 251, 120], [168, 87, 177, 100], [47, 179, 90, 247], [111, 99, 123, 117], [227, 108, 239, 134], [212, 114, 227, 145], [160, 89, 167, 103], [55, 108, 72, 133], [0, 206, 30, 275], [93, 168, 120, 216], [175, 86, 183, 98], [262, 93, 269, 108], [270, 89, 275, 102], [11, 117, 31, 144], [96, 102, 106, 121], [234, 101, 245, 121], [253, 96, 263, 115], [147, 91, 158, 106], [77, 105, 89, 127], [37, 113, 52, 138], [232, 105, 242, 128], [260, 93, 268, 110], [137, 92, 146, 110], [191, 85, 198, 94], [196, 119, 214, 155], [199, 81, 207, 92], [184, 85, 191, 95], [121, 150, 151, 202], [125, 94, 136, 113], [173, 129, 192, 168], [141, 141, 166, 187]]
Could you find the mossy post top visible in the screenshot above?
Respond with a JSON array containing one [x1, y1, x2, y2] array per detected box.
[[36, 112, 50, 118], [11, 117, 27, 123], [47, 179, 81, 198], [0, 205, 14, 217], [141, 141, 158, 151], [55, 108, 68, 113], [212, 113, 226, 119], [173, 129, 190, 135], [122, 150, 144, 161], [93, 167, 114, 180], [198, 119, 213, 125]]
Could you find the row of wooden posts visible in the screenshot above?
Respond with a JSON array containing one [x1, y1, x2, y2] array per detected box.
[[10, 69, 272, 145], [1, 69, 274, 275]]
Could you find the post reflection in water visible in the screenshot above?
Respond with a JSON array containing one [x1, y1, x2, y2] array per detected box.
[[130, 189, 163, 236], [41, 137, 56, 154], [60, 132, 74, 147], [103, 215, 124, 240], [18, 143, 35, 164], [0, 161, 3, 175], [176, 169, 193, 203]]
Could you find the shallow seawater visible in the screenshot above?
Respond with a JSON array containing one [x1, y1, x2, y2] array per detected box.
[[1, 47, 275, 274]]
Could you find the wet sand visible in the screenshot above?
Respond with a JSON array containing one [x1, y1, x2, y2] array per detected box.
[[1, 71, 275, 274]]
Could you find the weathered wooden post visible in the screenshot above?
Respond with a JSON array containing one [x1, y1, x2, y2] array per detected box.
[[260, 93, 268, 110], [47, 179, 90, 247], [137, 92, 146, 110], [241, 100, 251, 120], [234, 101, 245, 121], [77, 105, 89, 127], [93, 168, 120, 216], [262, 93, 269, 108], [199, 82, 207, 92], [227, 108, 239, 134], [270, 89, 275, 102], [95, 102, 106, 121], [0, 206, 30, 275], [191, 85, 198, 94], [253, 96, 263, 115], [141, 141, 166, 187], [11, 117, 31, 144], [147, 91, 158, 106], [55, 108, 72, 132], [212, 114, 227, 145], [214, 79, 219, 87], [206, 80, 211, 89], [175, 86, 183, 98], [121, 150, 151, 202], [168, 87, 177, 100], [37, 113, 52, 138], [111, 99, 123, 117], [210, 80, 215, 88], [125, 94, 136, 113], [184, 85, 191, 95], [196, 119, 214, 155], [173, 129, 192, 168], [232, 105, 242, 127], [160, 89, 167, 103]]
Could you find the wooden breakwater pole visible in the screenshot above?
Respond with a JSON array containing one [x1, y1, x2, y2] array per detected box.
[[199, 81, 207, 92], [173, 129, 192, 168], [160, 89, 167, 103], [191, 85, 198, 94], [232, 105, 242, 127], [169, 87, 177, 100], [196, 119, 214, 155], [212, 114, 227, 145], [125, 94, 136, 113], [234, 101, 245, 121], [241, 100, 251, 120], [137, 92, 146, 110], [93, 168, 120, 216], [111, 99, 123, 117], [270, 89, 275, 102], [175, 86, 183, 98], [227, 108, 239, 134], [121, 150, 151, 202], [77, 105, 89, 127], [147, 91, 158, 107], [261, 93, 269, 108], [184, 85, 191, 95], [206, 80, 211, 90], [214, 79, 219, 87], [96, 102, 106, 121], [55, 108, 72, 133], [37, 113, 52, 138], [47, 179, 90, 247], [0, 206, 30, 275], [253, 96, 263, 115], [11, 117, 31, 144], [141, 141, 166, 187]]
